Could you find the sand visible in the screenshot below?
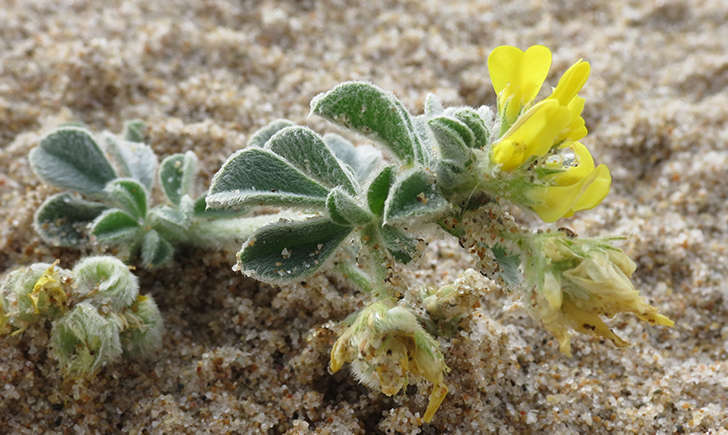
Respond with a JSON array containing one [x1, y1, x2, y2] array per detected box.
[[1, 0, 727, 433]]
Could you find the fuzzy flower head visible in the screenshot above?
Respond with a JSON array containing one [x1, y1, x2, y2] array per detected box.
[[524, 233, 673, 356], [330, 301, 448, 423]]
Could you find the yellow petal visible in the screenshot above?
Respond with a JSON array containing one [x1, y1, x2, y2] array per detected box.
[[565, 96, 587, 141], [550, 60, 590, 106], [488, 45, 551, 123], [552, 142, 594, 185], [570, 164, 611, 212], [493, 99, 570, 170], [518, 45, 552, 110]]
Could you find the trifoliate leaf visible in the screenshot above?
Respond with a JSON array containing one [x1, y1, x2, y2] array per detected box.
[[33, 192, 107, 247], [238, 217, 352, 284], [206, 148, 329, 211], [29, 127, 117, 194]]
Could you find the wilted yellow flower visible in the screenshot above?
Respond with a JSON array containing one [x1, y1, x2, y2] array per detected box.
[[527, 142, 612, 222], [330, 301, 449, 423], [488, 45, 551, 125], [527, 234, 673, 356]]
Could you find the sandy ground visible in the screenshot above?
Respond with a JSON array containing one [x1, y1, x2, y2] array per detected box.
[[1, 0, 727, 433]]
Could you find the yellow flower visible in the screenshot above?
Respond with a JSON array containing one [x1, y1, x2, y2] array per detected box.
[[529, 235, 674, 356], [488, 46, 591, 171], [527, 142, 611, 222], [488, 45, 551, 125]]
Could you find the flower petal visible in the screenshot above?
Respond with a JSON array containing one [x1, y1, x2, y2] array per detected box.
[[550, 60, 590, 105]]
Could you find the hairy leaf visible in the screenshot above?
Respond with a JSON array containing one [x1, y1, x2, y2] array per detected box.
[[247, 119, 294, 148], [122, 119, 147, 143], [266, 126, 357, 194], [452, 108, 489, 148], [367, 166, 394, 216], [326, 187, 373, 226], [424, 93, 444, 116], [381, 225, 418, 264], [90, 209, 141, 244], [207, 148, 329, 211], [33, 192, 107, 247], [141, 230, 174, 268], [29, 128, 116, 194], [148, 206, 189, 243], [383, 169, 448, 225], [311, 81, 421, 163], [323, 133, 382, 184], [159, 151, 198, 206], [429, 116, 474, 162], [104, 179, 148, 219], [238, 217, 352, 283], [102, 132, 157, 192]]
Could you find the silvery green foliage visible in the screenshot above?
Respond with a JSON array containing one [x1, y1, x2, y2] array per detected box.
[[30, 122, 269, 268], [207, 82, 496, 283], [1, 256, 163, 378]]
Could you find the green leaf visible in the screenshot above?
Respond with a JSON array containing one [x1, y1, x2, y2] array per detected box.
[[452, 108, 489, 148], [311, 81, 420, 163], [383, 169, 448, 225], [104, 179, 148, 219], [29, 128, 116, 194], [148, 206, 189, 243], [123, 119, 147, 143], [492, 244, 521, 286], [424, 94, 444, 116], [90, 209, 141, 244], [141, 230, 174, 268], [33, 192, 107, 247], [192, 194, 248, 218], [238, 217, 352, 283], [247, 119, 294, 147], [326, 187, 373, 226], [266, 126, 357, 194], [101, 132, 158, 192], [207, 148, 329, 211], [324, 133, 382, 184], [428, 116, 474, 162], [367, 166, 394, 216], [381, 225, 418, 264], [159, 151, 198, 206]]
